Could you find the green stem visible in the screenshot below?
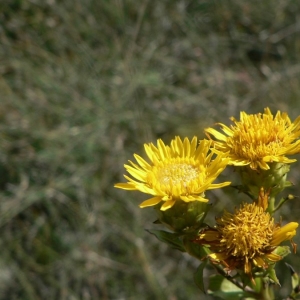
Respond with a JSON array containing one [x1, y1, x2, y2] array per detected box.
[[259, 282, 274, 300], [259, 287, 274, 300], [267, 196, 275, 215]]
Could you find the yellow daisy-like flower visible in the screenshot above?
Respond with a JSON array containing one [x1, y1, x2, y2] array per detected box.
[[205, 107, 300, 170], [194, 202, 298, 278], [115, 136, 230, 211]]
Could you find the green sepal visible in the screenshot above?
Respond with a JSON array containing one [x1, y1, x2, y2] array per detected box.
[[273, 245, 291, 258], [146, 229, 186, 252], [194, 261, 208, 293], [237, 162, 291, 199], [207, 275, 255, 300], [283, 181, 294, 188], [267, 267, 280, 285], [154, 200, 211, 233]]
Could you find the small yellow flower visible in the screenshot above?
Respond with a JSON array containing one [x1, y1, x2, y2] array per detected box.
[[115, 136, 230, 211], [194, 202, 298, 277], [205, 107, 300, 170]]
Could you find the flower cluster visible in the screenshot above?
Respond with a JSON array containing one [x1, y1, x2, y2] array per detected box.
[[115, 107, 300, 299]]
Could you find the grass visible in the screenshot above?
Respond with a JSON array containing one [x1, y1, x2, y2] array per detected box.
[[1, 0, 300, 299]]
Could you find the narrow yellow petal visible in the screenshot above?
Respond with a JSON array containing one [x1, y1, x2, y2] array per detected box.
[[134, 154, 151, 169], [205, 127, 229, 142], [206, 182, 231, 190], [195, 139, 210, 160], [256, 160, 270, 170], [183, 137, 190, 156], [175, 136, 183, 156], [190, 136, 198, 156], [244, 260, 251, 274], [139, 196, 162, 208], [114, 183, 137, 190], [253, 256, 267, 268], [264, 107, 272, 115], [265, 253, 282, 262], [160, 199, 176, 211], [157, 139, 168, 159], [125, 165, 147, 182], [180, 195, 208, 202], [144, 143, 156, 162], [219, 123, 234, 136], [180, 195, 196, 202]]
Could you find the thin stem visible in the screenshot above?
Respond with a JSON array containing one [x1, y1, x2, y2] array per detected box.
[[213, 265, 258, 296], [259, 281, 274, 300]]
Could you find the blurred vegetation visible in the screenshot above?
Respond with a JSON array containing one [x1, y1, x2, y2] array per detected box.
[[1, 0, 300, 299]]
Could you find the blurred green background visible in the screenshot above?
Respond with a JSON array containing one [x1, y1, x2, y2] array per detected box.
[[1, 0, 300, 299]]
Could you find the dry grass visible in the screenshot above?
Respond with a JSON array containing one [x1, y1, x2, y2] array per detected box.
[[0, 0, 300, 299]]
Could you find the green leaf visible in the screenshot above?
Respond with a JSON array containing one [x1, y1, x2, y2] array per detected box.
[[182, 236, 211, 260], [208, 275, 255, 300], [194, 261, 208, 293], [146, 229, 186, 252]]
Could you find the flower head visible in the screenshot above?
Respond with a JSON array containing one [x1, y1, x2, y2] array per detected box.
[[205, 107, 300, 170], [194, 202, 298, 277], [115, 136, 230, 211]]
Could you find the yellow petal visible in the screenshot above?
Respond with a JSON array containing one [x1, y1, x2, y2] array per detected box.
[[183, 137, 190, 156], [271, 222, 299, 246], [134, 154, 151, 169], [205, 128, 228, 141], [244, 260, 252, 274], [139, 196, 162, 208], [252, 256, 267, 268], [206, 182, 231, 190], [160, 199, 176, 211], [125, 165, 147, 181], [265, 253, 282, 262], [114, 183, 136, 190], [180, 195, 208, 203], [190, 136, 198, 156], [144, 143, 156, 162], [219, 123, 234, 136], [157, 139, 168, 159]]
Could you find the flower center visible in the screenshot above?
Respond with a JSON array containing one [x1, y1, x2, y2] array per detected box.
[[217, 203, 275, 258], [229, 116, 286, 160], [157, 162, 199, 186], [146, 159, 203, 197]]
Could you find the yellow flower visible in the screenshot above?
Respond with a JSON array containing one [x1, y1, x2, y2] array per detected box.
[[115, 136, 230, 211], [194, 202, 298, 278], [205, 107, 300, 170]]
